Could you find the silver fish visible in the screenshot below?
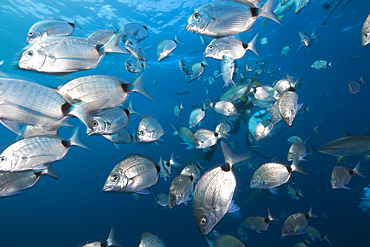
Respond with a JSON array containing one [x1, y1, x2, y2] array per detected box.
[[87, 29, 116, 46], [157, 36, 181, 61], [241, 207, 276, 232], [193, 142, 249, 235], [181, 163, 202, 180], [254, 85, 279, 103], [122, 23, 149, 42], [237, 225, 249, 243], [297, 28, 316, 51], [215, 234, 246, 247], [331, 162, 366, 189], [125, 38, 147, 62], [287, 142, 306, 161], [362, 14, 370, 46], [303, 226, 332, 244], [221, 55, 236, 87], [311, 60, 332, 70], [273, 74, 299, 94], [16, 125, 59, 141], [125, 55, 145, 74], [0, 78, 84, 135], [59, 74, 152, 128], [88, 106, 130, 136], [278, 88, 300, 126], [281, 45, 292, 56], [204, 34, 259, 60], [169, 174, 194, 208], [194, 128, 220, 149], [270, 101, 282, 125], [138, 232, 166, 247], [158, 152, 178, 181], [179, 58, 192, 78], [189, 107, 206, 128], [172, 125, 199, 150], [102, 128, 133, 147], [77, 227, 120, 247], [294, 0, 310, 14], [0, 128, 88, 171], [282, 207, 315, 237], [287, 136, 303, 143], [102, 154, 160, 193], [27, 18, 81, 44], [135, 115, 164, 143], [254, 119, 273, 142], [250, 155, 307, 190], [189, 60, 207, 83], [155, 192, 169, 208], [0, 165, 56, 197], [219, 84, 251, 102], [348, 76, 366, 94], [215, 121, 231, 139], [186, 0, 281, 37], [214, 101, 238, 116], [174, 102, 185, 117], [19, 35, 124, 73], [287, 184, 304, 200]]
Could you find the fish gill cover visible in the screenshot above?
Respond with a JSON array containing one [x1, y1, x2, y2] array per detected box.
[[0, 0, 369, 246]]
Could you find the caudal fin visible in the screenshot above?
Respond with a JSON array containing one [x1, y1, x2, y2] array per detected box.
[[221, 141, 250, 169], [353, 161, 366, 178], [124, 73, 154, 101], [258, 0, 282, 25], [68, 127, 89, 149], [100, 24, 128, 54], [290, 154, 308, 175], [246, 33, 260, 57], [106, 226, 122, 246]]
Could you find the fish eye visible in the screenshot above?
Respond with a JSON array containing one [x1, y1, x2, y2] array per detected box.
[[364, 33, 368, 38], [128, 41, 132, 45], [91, 120, 98, 127], [139, 130, 145, 136], [112, 176, 118, 181], [0, 156, 6, 162], [200, 217, 207, 224], [208, 45, 213, 50], [194, 12, 201, 20], [28, 31, 34, 37], [26, 50, 34, 57]]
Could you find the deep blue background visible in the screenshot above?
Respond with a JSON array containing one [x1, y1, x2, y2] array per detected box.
[[0, 0, 370, 246]]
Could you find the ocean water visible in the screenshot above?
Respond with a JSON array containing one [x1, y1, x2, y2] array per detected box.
[[0, 0, 369, 246]]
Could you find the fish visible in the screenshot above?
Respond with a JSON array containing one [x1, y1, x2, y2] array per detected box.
[[295, 0, 311, 14], [102, 154, 160, 194], [125, 55, 145, 73], [181, 163, 202, 180], [287, 184, 304, 200], [278, 87, 301, 126], [86, 29, 116, 46], [186, 0, 281, 37], [204, 34, 259, 60], [0, 165, 57, 197], [0, 78, 87, 135], [241, 207, 276, 233], [297, 28, 317, 51], [253, 85, 280, 103], [219, 84, 251, 102], [135, 115, 164, 143], [270, 102, 282, 125], [194, 128, 220, 149], [214, 101, 238, 116], [19, 34, 126, 73], [314, 125, 326, 133], [322, 0, 343, 25], [138, 232, 166, 247], [292, 240, 310, 247], [157, 36, 181, 61], [193, 142, 249, 235], [27, 18, 82, 44], [250, 155, 307, 192], [288, 136, 303, 143], [172, 125, 199, 150], [282, 207, 316, 237], [331, 161, 366, 189], [77, 226, 121, 247], [88, 106, 130, 136], [125, 38, 147, 64], [175, 91, 191, 96], [188, 59, 207, 84], [348, 76, 366, 94], [158, 152, 179, 181], [362, 14, 370, 46], [174, 102, 185, 117], [287, 141, 306, 161], [303, 226, 332, 244], [315, 135, 370, 161], [168, 174, 194, 208], [260, 37, 268, 45], [102, 128, 133, 147], [214, 234, 246, 247], [155, 192, 169, 208], [311, 60, 332, 70], [16, 125, 59, 141], [122, 23, 149, 42], [0, 128, 88, 171], [254, 119, 273, 142], [58, 74, 153, 128], [273, 74, 299, 94], [221, 55, 236, 87], [189, 105, 206, 128], [215, 121, 231, 139], [179, 58, 192, 78], [281, 45, 292, 55], [236, 226, 249, 243]]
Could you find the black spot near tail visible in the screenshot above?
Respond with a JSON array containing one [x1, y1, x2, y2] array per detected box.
[[124, 108, 130, 116], [242, 43, 249, 49], [251, 8, 258, 17], [221, 162, 231, 172], [61, 102, 72, 115], [61, 140, 69, 148]]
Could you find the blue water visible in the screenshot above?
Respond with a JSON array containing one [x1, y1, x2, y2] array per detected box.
[[0, 0, 370, 246]]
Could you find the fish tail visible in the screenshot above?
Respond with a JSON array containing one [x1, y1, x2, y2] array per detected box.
[[286, 74, 300, 88], [171, 124, 179, 136], [69, 100, 107, 129], [68, 127, 89, 149], [106, 226, 121, 247], [353, 161, 366, 178], [127, 73, 154, 101], [174, 35, 184, 45], [72, 19, 86, 35], [221, 141, 249, 169], [127, 99, 141, 116], [100, 24, 128, 54], [328, 60, 333, 67], [41, 164, 59, 179], [359, 75, 367, 84], [258, 0, 282, 25], [307, 206, 317, 218], [246, 33, 260, 57], [290, 154, 308, 175], [323, 235, 332, 245], [267, 207, 278, 221]]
